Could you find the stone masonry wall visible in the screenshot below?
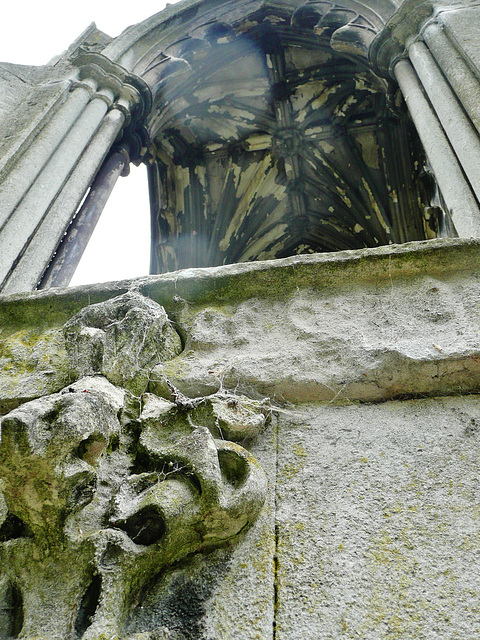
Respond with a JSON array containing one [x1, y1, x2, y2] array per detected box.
[[0, 238, 480, 638]]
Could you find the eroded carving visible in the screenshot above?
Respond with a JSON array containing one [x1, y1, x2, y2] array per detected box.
[[0, 293, 268, 639], [0, 376, 267, 639], [63, 291, 183, 395]]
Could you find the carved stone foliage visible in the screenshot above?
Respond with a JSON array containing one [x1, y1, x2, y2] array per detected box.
[[133, 0, 433, 272], [0, 293, 268, 639]]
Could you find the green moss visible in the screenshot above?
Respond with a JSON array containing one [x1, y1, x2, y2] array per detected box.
[[279, 460, 304, 480], [292, 443, 307, 458], [0, 327, 71, 413]]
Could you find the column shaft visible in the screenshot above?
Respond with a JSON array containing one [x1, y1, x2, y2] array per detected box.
[[0, 91, 113, 288], [3, 108, 126, 294], [0, 85, 93, 228], [394, 58, 480, 237], [39, 148, 129, 289], [423, 22, 480, 137], [409, 40, 480, 198]]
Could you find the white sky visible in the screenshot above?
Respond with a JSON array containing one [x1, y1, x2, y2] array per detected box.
[[0, 1, 183, 286]]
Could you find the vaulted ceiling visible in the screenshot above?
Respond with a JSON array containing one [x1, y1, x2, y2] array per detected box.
[[125, 1, 435, 272]]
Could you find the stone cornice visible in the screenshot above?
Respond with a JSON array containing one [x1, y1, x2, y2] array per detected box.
[[2, 237, 480, 407], [0, 238, 477, 319]]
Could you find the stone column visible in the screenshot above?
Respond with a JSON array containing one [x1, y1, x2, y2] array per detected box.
[[371, 0, 480, 238], [0, 52, 151, 295]]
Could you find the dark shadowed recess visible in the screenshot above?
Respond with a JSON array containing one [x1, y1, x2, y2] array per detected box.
[[0, 583, 24, 639], [126, 548, 233, 639], [74, 574, 102, 638]]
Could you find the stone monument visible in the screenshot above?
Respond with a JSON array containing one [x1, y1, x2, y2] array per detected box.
[[1, 0, 480, 638]]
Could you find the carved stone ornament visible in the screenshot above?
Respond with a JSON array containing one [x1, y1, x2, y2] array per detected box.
[[0, 293, 268, 639]]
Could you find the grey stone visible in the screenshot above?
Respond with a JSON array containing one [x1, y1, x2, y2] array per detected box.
[[275, 397, 480, 639], [158, 268, 480, 403], [144, 383, 270, 442], [0, 0, 480, 633], [0, 325, 70, 415], [0, 375, 267, 639], [63, 291, 183, 395], [2, 239, 480, 636]]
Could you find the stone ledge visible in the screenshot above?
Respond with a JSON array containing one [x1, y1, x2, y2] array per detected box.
[[0, 238, 479, 321], [2, 238, 480, 407]]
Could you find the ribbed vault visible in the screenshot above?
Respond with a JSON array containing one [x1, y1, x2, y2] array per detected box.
[[124, 0, 438, 271]]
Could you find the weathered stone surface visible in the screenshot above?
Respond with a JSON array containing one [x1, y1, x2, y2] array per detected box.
[[2, 0, 480, 634], [2, 240, 480, 637], [0, 376, 125, 639], [0, 376, 124, 538], [63, 291, 183, 395], [145, 381, 270, 442], [158, 262, 480, 403], [0, 326, 70, 414], [127, 410, 276, 640], [3, 239, 480, 407], [201, 418, 276, 640], [275, 397, 480, 639], [0, 291, 183, 414], [0, 375, 267, 639]]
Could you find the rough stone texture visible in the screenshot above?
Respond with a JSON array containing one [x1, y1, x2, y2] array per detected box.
[[0, 377, 126, 639], [0, 326, 70, 414], [1, 240, 480, 637], [149, 241, 480, 404], [0, 288, 269, 639], [9, 238, 480, 415], [63, 291, 183, 395], [275, 397, 480, 639], [126, 415, 276, 640], [1, 0, 480, 634], [0, 290, 183, 414], [0, 374, 268, 639]]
